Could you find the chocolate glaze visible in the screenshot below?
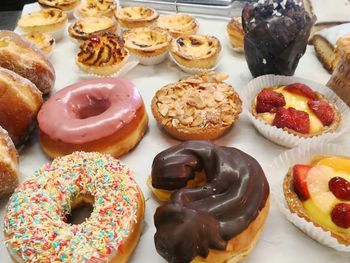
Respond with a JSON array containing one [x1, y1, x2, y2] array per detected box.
[[152, 141, 269, 263]]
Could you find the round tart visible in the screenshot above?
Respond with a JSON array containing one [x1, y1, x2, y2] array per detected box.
[[38, 0, 81, 11], [157, 13, 199, 38], [68, 16, 117, 42], [23, 32, 55, 56], [151, 72, 242, 140], [170, 34, 221, 69], [76, 33, 129, 76], [226, 17, 244, 52], [115, 6, 159, 30], [76, 0, 116, 18]]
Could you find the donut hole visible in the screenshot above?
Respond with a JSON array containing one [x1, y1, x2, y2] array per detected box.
[[68, 93, 111, 119], [65, 195, 94, 225]]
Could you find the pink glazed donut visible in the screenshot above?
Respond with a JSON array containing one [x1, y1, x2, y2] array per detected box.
[[37, 77, 148, 158]]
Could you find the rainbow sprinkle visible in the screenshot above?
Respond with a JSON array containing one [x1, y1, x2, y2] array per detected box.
[[3, 152, 142, 262]]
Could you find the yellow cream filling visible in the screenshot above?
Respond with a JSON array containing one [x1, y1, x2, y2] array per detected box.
[[179, 37, 214, 58], [78, 17, 113, 33]]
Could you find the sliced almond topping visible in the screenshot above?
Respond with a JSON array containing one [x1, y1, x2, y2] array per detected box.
[[172, 119, 180, 127], [157, 89, 168, 97], [180, 116, 193, 125], [191, 115, 203, 127], [159, 104, 169, 116], [214, 91, 225, 102], [158, 96, 173, 104]]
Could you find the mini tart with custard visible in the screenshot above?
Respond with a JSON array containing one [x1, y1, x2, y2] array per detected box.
[[151, 71, 242, 140], [170, 34, 221, 69], [252, 83, 341, 137], [226, 17, 244, 52], [38, 0, 81, 11], [284, 155, 350, 245], [157, 13, 199, 38], [76, 33, 129, 76], [23, 32, 55, 56], [18, 8, 67, 34], [68, 16, 117, 42], [76, 0, 116, 18], [115, 6, 159, 30]]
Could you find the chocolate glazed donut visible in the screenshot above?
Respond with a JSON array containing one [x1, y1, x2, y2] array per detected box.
[[152, 141, 269, 263]]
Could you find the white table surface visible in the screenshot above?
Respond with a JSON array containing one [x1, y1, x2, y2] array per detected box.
[[2, 3, 350, 263]]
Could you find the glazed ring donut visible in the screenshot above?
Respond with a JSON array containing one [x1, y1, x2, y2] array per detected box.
[[150, 140, 270, 263], [37, 77, 148, 158], [4, 151, 145, 262]]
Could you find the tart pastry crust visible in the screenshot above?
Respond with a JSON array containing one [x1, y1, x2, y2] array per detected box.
[[77, 0, 116, 18], [23, 32, 55, 55], [115, 6, 159, 29], [38, 0, 81, 11], [157, 13, 199, 38]]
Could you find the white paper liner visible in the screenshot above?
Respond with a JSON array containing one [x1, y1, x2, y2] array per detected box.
[[129, 50, 169, 66], [169, 52, 220, 74], [268, 143, 350, 252], [241, 74, 350, 148]]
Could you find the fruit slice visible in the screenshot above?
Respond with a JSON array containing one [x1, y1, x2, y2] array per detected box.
[[308, 100, 334, 126], [256, 88, 286, 113], [331, 203, 350, 228], [273, 107, 310, 134], [329, 177, 350, 201], [284, 83, 317, 100], [317, 157, 350, 174], [292, 164, 312, 200]]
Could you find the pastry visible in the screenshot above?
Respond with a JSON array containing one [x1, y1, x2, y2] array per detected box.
[[0, 30, 55, 94], [4, 151, 145, 262], [68, 16, 117, 42], [226, 17, 244, 52], [151, 72, 242, 140], [0, 127, 19, 197], [150, 140, 270, 263], [0, 67, 43, 146], [123, 27, 171, 64], [252, 83, 341, 137], [38, 77, 148, 158], [284, 155, 350, 244], [76, 33, 129, 76], [115, 6, 159, 30], [76, 0, 116, 18], [22, 32, 55, 56], [242, 0, 316, 77], [170, 34, 221, 69], [38, 0, 81, 12], [157, 13, 199, 38]]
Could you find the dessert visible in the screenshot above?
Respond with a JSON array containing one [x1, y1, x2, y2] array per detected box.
[[226, 17, 244, 52], [0, 67, 43, 146], [76, 33, 129, 76], [68, 16, 117, 42], [170, 34, 221, 69], [22, 32, 55, 56], [252, 83, 341, 137], [123, 27, 171, 64], [4, 151, 145, 262], [151, 72, 242, 140], [242, 0, 316, 77], [284, 155, 350, 244], [115, 6, 159, 30], [76, 0, 116, 18], [0, 127, 19, 197], [157, 13, 199, 38], [0, 30, 55, 94], [150, 140, 270, 263], [37, 78, 148, 158], [38, 0, 81, 12]]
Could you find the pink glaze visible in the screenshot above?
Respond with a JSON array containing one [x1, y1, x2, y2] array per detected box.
[[38, 78, 144, 144]]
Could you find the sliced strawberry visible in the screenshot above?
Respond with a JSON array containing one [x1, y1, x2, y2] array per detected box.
[[272, 107, 310, 134], [329, 177, 350, 201], [292, 164, 312, 200], [284, 83, 317, 100], [256, 88, 286, 113], [331, 203, 350, 228], [308, 100, 334, 126]]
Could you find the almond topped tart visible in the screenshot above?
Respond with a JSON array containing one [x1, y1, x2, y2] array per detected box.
[[22, 32, 55, 56], [68, 16, 117, 43], [76, 0, 116, 18], [157, 13, 199, 38], [76, 33, 129, 76], [170, 34, 221, 69], [226, 17, 244, 52], [151, 71, 242, 140], [115, 6, 159, 30], [38, 0, 81, 12], [252, 83, 341, 138]]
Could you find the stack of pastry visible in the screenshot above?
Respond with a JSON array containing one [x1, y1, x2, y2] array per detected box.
[[226, 17, 244, 52]]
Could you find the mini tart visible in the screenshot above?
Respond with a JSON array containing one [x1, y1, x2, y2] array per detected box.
[[115, 6, 159, 30], [18, 8, 68, 34], [38, 0, 81, 11], [252, 85, 341, 138], [123, 27, 171, 58], [68, 16, 117, 42], [226, 17, 244, 52], [76, 0, 116, 18], [151, 71, 242, 140], [170, 34, 221, 69], [76, 33, 129, 76], [23, 32, 55, 55], [284, 155, 350, 245], [157, 13, 199, 38]]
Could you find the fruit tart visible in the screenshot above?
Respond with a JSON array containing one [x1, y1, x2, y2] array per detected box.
[[157, 13, 199, 38], [115, 6, 159, 30], [23, 32, 55, 56], [76, 0, 116, 18], [252, 83, 341, 137], [76, 33, 129, 76], [38, 0, 80, 12], [284, 155, 350, 245]]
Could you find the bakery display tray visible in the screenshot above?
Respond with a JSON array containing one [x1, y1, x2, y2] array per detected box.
[[1, 2, 349, 263]]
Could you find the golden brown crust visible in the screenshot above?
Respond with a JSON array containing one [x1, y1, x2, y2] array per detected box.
[[77, 0, 116, 18], [335, 34, 350, 62], [157, 13, 199, 38], [312, 35, 335, 73], [226, 17, 244, 52], [38, 0, 81, 11], [116, 6, 159, 29], [22, 32, 55, 55], [151, 72, 242, 141], [0, 30, 55, 94]]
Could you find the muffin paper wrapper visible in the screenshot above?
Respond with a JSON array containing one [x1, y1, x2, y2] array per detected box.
[[268, 143, 350, 252], [241, 74, 350, 148], [130, 50, 169, 66], [169, 53, 220, 74]]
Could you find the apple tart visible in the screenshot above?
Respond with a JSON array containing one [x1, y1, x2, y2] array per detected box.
[[38, 0, 80, 12], [23, 32, 55, 56], [115, 6, 159, 30], [157, 13, 199, 38], [76, 33, 129, 76], [76, 0, 116, 18]]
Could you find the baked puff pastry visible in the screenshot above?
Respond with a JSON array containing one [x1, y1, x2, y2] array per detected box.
[[76, 0, 116, 18], [157, 13, 199, 38], [226, 17, 244, 52], [115, 6, 159, 29], [38, 0, 81, 12]]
